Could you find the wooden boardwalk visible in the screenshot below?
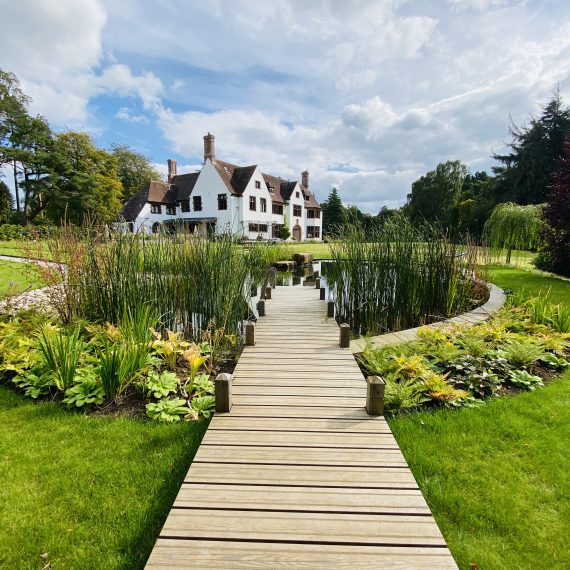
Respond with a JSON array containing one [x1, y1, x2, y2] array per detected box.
[[146, 286, 457, 569]]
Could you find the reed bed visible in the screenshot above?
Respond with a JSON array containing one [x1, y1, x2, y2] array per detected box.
[[49, 226, 277, 341], [326, 217, 483, 335]]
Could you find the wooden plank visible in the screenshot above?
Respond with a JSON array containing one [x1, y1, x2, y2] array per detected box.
[[193, 445, 407, 467], [185, 463, 419, 488], [201, 430, 398, 448], [231, 395, 363, 408], [147, 540, 457, 569], [173, 484, 430, 514], [159, 509, 447, 546], [222, 405, 370, 418], [233, 379, 364, 388], [232, 385, 365, 397], [209, 416, 390, 433]]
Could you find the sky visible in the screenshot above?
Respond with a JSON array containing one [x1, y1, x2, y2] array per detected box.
[[1, 0, 569, 212]]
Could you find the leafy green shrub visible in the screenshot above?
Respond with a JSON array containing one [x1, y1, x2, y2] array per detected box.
[[551, 304, 570, 333], [146, 398, 189, 422], [38, 324, 84, 391], [0, 224, 25, 241], [500, 339, 546, 370], [99, 340, 152, 400], [384, 378, 428, 413]]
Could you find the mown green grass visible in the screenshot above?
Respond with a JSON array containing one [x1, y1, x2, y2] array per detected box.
[[0, 387, 208, 569], [0, 260, 44, 296], [488, 265, 569, 304], [390, 265, 570, 569]]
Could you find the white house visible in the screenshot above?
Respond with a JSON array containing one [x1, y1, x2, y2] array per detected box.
[[118, 133, 323, 241]]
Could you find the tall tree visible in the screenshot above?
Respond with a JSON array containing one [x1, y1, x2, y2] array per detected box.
[[0, 68, 32, 212], [320, 187, 346, 235], [0, 180, 13, 223], [110, 143, 162, 201], [48, 132, 123, 224], [493, 91, 570, 204], [406, 160, 468, 228], [542, 139, 570, 276], [483, 202, 545, 264]]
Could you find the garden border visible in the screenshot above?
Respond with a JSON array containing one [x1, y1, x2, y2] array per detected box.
[[349, 282, 505, 353]]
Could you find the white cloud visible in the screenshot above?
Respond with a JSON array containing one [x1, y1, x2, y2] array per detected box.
[[115, 107, 149, 124]]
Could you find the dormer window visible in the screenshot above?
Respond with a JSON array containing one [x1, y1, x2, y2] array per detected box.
[[269, 186, 275, 193]]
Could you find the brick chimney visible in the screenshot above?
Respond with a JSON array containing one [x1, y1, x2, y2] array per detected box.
[[167, 159, 177, 183], [302, 170, 309, 189], [203, 132, 216, 162]]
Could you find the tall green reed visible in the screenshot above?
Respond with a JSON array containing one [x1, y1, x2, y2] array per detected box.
[[52, 225, 276, 342], [326, 216, 482, 335]]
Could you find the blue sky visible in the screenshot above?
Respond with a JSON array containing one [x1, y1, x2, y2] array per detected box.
[[1, 0, 570, 211]]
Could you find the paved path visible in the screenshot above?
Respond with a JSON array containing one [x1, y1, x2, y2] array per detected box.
[[146, 285, 457, 569]]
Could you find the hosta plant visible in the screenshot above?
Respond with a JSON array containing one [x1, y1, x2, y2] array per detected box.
[[190, 395, 216, 418], [508, 369, 544, 391], [538, 353, 569, 370], [146, 398, 189, 423], [12, 371, 54, 399], [142, 370, 179, 399], [192, 374, 214, 397], [63, 370, 104, 408]]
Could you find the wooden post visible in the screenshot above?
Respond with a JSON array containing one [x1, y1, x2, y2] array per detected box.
[[315, 277, 321, 289], [215, 373, 233, 413], [314, 269, 320, 279], [327, 301, 334, 317], [320, 286, 326, 300], [257, 299, 265, 317], [245, 322, 255, 346], [366, 376, 385, 416], [339, 323, 350, 348], [265, 286, 272, 299]]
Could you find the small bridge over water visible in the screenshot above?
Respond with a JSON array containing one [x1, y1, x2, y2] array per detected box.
[[146, 285, 457, 568]]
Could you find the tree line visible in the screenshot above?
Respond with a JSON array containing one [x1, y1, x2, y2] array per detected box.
[[0, 68, 161, 226], [320, 90, 570, 276]]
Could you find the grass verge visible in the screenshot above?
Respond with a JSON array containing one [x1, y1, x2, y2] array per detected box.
[[0, 260, 44, 296], [390, 264, 570, 569], [0, 387, 208, 569]]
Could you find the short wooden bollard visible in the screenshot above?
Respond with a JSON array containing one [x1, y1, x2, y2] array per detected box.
[[215, 373, 233, 413], [327, 300, 335, 318], [320, 286, 326, 300], [257, 299, 265, 317], [314, 270, 320, 279], [245, 322, 255, 346], [265, 286, 272, 299], [315, 277, 321, 289], [339, 323, 350, 348], [366, 375, 385, 416]]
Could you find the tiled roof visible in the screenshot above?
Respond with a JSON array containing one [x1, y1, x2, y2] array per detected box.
[[148, 181, 177, 204], [171, 172, 199, 200], [212, 159, 257, 196], [119, 184, 150, 221]]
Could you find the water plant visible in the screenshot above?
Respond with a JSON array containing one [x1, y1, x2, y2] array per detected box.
[[326, 216, 482, 335], [48, 224, 275, 342]]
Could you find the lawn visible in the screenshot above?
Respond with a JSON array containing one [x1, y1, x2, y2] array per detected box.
[[0, 387, 208, 569], [390, 264, 570, 569], [0, 259, 44, 296]]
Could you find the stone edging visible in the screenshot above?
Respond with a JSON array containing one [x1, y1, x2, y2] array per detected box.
[[349, 282, 506, 353]]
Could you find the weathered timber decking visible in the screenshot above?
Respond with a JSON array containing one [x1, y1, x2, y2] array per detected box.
[[146, 286, 457, 569]]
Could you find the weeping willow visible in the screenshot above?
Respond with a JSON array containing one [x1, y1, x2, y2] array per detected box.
[[483, 202, 545, 264]]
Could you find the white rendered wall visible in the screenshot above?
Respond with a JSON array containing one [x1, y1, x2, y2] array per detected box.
[[239, 166, 276, 239]]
